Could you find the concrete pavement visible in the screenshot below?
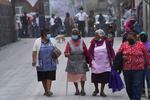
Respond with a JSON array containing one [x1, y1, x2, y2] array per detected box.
[[0, 38, 147, 100]]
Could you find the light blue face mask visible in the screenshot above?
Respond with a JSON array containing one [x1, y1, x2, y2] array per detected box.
[[72, 35, 79, 40], [47, 34, 51, 39]]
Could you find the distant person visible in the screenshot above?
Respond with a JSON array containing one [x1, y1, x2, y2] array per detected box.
[[21, 12, 29, 37], [39, 14, 46, 31], [50, 14, 56, 36], [64, 28, 90, 96], [75, 7, 88, 37], [140, 32, 150, 99], [15, 17, 22, 39], [124, 16, 136, 33], [107, 23, 115, 46], [32, 14, 40, 38], [64, 12, 75, 36], [89, 29, 115, 97], [98, 13, 106, 33], [55, 16, 63, 35], [32, 29, 57, 97], [88, 10, 95, 37]]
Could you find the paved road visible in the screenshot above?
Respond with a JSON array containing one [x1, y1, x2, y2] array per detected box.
[[0, 38, 147, 100]]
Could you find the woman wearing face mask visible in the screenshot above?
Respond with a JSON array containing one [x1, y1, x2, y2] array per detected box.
[[64, 28, 90, 96], [89, 29, 115, 97], [32, 29, 57, 97], [118, 32, 150, 100], [140, 32, 150, 99]]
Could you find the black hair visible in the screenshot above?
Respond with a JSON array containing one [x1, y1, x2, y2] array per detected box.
[[79, 6, 83, 10], [66, 12, 70, 17], [140, 34, 148, 43], [40, 29, 47, 38], [52, 14, 55, 18], [24, 12, 27, 15], [127, 31, 137, 37], [45, 28, 50, 34]]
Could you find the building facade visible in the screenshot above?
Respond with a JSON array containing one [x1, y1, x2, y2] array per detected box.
[[15, 0, 49, 16], [0, 0, 17, 46]]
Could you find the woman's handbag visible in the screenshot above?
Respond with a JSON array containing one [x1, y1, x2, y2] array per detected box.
[[109, 68, 124, 93], [52, 46, 62, 59], [49, 38, 62, 59]]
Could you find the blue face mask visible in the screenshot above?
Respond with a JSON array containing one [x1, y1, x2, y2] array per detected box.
[[72, 35, 79, 40], [47, 34, 51, 39]]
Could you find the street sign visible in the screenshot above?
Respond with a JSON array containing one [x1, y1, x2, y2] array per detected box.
[[26, 0, 38, 7]]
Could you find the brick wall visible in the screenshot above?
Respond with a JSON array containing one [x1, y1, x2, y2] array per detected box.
[[0, 3, 17, 46]]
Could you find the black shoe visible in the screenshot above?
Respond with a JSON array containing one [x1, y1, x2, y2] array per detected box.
[[75, 91, 80, 95], [142, 89, 146, 97], [148, 89, 150, 99], [43, 92, 46, 96], [80, 90, 86, 96], [45, 92, 53, 97], [148, 93, 150, 99], [92, 90, 99, 96], [142, 93, 146, 97], [100, 92, 107, 97]]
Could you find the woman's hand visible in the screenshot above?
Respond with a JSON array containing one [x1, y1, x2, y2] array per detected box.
[[32, 61, 36, 67], [65, 52, 70, 57]]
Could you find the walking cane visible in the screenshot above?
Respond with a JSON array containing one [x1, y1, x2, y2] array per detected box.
[[66, 74, 68, 96]]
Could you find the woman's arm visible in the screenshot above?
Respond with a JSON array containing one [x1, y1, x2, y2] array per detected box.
[[142, 43, 150, 69], [32, 51, 37, 67], [64, 42, 71, 57], [88, 39, 95, 60], [107, 40, 115, 60], [83, 41, 91, 64], [32, 39, 38, 67]]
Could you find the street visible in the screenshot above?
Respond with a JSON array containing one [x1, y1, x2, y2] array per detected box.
[[0, 38, 147, 100]]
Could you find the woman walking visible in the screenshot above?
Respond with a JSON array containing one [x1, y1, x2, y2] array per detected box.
[[89, 29, 115, 97], [140, 32, 150, 99], [118, 32, 150, 100], [32, 29, 57, 97], [64, 28, 89, 96]]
